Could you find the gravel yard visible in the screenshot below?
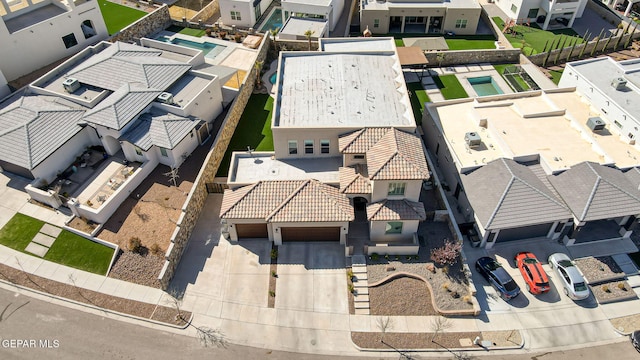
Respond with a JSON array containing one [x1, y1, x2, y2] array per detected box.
[[108, 251, 164, 288], [369, 276, 437, 316], [575, 256, 625, 284]]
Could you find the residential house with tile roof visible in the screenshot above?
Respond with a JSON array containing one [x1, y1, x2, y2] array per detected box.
[[422, 68, 640, 249], [221, 37, 430, 252], [0, 39, 226, 223]]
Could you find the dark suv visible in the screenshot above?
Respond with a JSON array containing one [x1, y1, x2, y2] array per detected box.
[[475, 257, 520, 301]]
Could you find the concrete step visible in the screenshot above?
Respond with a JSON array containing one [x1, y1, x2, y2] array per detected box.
[[353, 276, 368, 284], [354, 302, 370, 310], [354, 279, 368, 287], [352, 266, 367, 273], [354, 287, 369, 296], [627, 275, 640, 288], [352, 255, 367, 266], [353, 294, 370, 302], [354, 308, 370, 315]]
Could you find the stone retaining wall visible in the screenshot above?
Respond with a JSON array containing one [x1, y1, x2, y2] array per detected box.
[[425, 49, 521, 67], [158, 35, 271, 289], [189, 0, 219, 23], [110, 5, 172, 43]]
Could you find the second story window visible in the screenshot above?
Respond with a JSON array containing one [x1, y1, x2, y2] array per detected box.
[[231, 11, 242, 21], [320, 140, 330, 154], [388, 182, 406, 196], [160, 147, 168, 157], [305, 140, 314, 154], [288, 140, 297, 155], [455, 19, 467, 28], [374, 19, 380, 28]]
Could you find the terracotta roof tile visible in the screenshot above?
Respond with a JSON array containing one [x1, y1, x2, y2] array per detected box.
[[366, 199, 426, 221], [338, 128, 391, 153], [366, 128, 429, 180], [220, 181, 302, 219], [339, 166, 371, 194]]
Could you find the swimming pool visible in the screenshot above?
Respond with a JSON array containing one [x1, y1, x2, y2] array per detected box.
[[468, 76, 503, 96], [260, 8, 283, 32], [269, 73, 277, 84], [155, 36, 227, 60]]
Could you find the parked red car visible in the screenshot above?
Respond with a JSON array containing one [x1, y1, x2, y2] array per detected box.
[[514, 252, 550, 294]]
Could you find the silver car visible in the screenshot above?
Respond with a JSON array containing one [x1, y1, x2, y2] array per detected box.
[[548, 253, 590, 300]]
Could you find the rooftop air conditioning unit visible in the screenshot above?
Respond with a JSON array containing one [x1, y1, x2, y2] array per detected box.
[[156, 92, 174, 105], [62, 78, 80, 93], [611, 77, 627, 90], [586, 117, 605, 132], [465, 132, 482, 147]]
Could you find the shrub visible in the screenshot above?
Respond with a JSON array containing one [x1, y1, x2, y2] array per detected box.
[[430, 240, 462, 266], [205, 28, 212, 36], [348, 283, 355, 293], [406, 255, 412, 261], [346, 269, 354, 279], [462, 295, 473, 304], [270, 248, 278, 260], [149, 242, 162, 256], [602, 285, 610, 293], [271, 270, 277, 277], [618, 282, 627, 290], [234, 33, 242, 43], [451, 291, 460, 299], [269, 290, 276, 297], [426, 263, 436, 273], [128, 237, 143, 254], [442, 282, 451, 291], [371, 253, 379, 261]]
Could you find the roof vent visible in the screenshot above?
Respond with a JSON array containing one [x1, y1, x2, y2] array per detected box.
[[465, 132, 481, 147], [586, 117, 605, 132], [62, 78, 80, 93], [611, 77, 627, 90], [156, 92, 174, 105]]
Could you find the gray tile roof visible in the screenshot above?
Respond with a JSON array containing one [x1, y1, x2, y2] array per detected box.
[[462, 158, 571, 229], [83, 84, 161, 130], [549, 161, 640, 222], [221, 180, 354, 222], [66, 42, 190, 91], [366, 199, 426, 221], [0, 95, 85, 170], [625, 167, 640, 189], [122, 110, 198, 151], [366, 128, 429, 180]]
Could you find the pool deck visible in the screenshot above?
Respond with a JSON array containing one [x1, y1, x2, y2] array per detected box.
[[455, 69, 514, 97], [262, 59, 278, 97]]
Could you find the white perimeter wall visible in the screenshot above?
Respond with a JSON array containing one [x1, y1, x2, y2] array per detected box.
[[282, 0, 344, 31], [0, 1, 108, 81]]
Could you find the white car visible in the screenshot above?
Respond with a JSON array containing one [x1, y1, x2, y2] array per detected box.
[[548, 253, 590, 300]]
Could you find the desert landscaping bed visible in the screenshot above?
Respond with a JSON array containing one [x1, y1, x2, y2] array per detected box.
[[0, 262, 189, 326], [369, 276, 437, 316], [589, 280, 637, 304], [611, 314, 640, 334], [574, 256, 625, 284], [108, 250, 164, 288], [352, 330, 522, 350]]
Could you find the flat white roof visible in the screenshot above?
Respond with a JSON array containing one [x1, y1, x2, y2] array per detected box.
[[283, 0, 332, 6], [427, 89, 640, 173], [274, 49, 414, 128], [280, 17, 328, 38], [362, 0, 480, 10], [320, 37, 396, 52], [228, 152, 341, 185], [566, 57, 640, 120]]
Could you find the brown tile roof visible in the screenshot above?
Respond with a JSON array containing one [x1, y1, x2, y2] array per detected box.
[[366, 199, 426, 221], [221, 180, 354, 222], [366, 128, 429, 180], [338, 127, 391, 153], [220, 181, 302, 219], [339, 165, 371, 194], [267, 179, 354, 222]]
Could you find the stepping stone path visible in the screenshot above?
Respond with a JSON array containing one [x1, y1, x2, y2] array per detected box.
[[352, 255, 370, 315], [25, 224, 61, 257]]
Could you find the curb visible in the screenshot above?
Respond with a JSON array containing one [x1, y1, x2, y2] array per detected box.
[[0, 277, 191, 330]]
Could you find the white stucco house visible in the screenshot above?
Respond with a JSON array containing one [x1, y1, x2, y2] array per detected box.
[[359, 0, 482, 35], [0, 40, 226, 223], [220, 37, 430, 254], [218, 0, 274, 28], [0, 0, 108, 83], [421, 57, 640, 249], [281, 0, 344, 32], [495, 0, 588, 30]]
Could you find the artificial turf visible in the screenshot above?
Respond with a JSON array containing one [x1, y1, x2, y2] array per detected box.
[[406, 82, 431, 125], [98, 1, 147, 35], [492, 17, 584, 56], [433, 75, 469, 100]]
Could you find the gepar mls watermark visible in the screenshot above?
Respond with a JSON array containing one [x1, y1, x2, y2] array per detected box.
[[1, 338, 59, 349]]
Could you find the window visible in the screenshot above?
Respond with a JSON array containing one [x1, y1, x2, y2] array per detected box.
[[320, 140, 330, 154], [511, 4, 518, 13], [230, 11, 242, 21], [160, 147, 168, 157], [135, 147, 143, 156], [62, 33, 78, 49], [81, 20, 96, 39], [527, 8, 539, 18], [353, 154, 365, 160], [304, 140, 314, 154], [614, 120, 622, 128], [455, 19, 467, 29], [388, 182, 406, 196], [374, 19, 380, 28], [385, 222, 403, 234], [288, 140, 298, 155]]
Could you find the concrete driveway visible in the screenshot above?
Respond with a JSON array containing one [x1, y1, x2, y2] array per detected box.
[[275, 243, 348, 314], [466, 238, 624, 348]]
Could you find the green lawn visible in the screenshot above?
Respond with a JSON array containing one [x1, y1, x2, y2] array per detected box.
[[549, 69, 564, 85], [445, 39, 497, 50], [45, 230, 113, 275], [0, 213, 113, 275], [433, 75, 468, 99], [98, 1, 147, 35], [217, 94, 275, 176], [406, 82, 431, 125], [492, 17, 584, 56], [494, 64, 531, 91], [395, 39, 405, 47], [167, 25, 206, 37]]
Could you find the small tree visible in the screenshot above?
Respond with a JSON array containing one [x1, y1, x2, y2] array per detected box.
[[430, 240, 462, 266], [254, 60, 264, 87], [128, 237, 143, 254], [304, 29, 315, 51], [270, 28, 279, 51]]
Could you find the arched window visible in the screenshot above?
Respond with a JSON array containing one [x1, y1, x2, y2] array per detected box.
[[81, 20, 96, 39]]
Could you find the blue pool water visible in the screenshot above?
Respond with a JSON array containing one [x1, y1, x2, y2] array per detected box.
[[155, 36, 227, 59], [468, 76, 503, 96], [269, 73, 277, 84], [260, 8, 283, 32]]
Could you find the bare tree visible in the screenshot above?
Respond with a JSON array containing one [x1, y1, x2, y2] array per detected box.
[[164, 167, 180, 187], [167, 291, 226, 348]]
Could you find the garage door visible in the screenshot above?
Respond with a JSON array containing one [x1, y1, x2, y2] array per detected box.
[[496, 223, 552, 242], [281, 227, 340, 242], [235, 223, 268, 239]]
